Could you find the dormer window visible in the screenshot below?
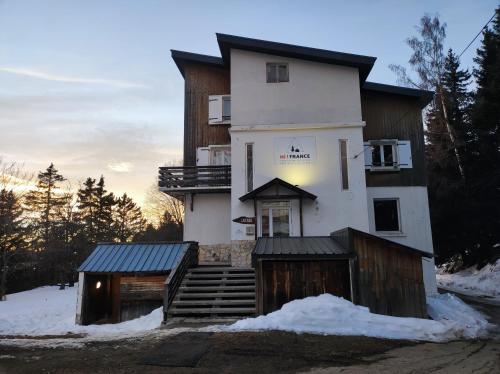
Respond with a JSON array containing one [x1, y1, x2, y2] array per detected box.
[[266, 63, 289, 83]]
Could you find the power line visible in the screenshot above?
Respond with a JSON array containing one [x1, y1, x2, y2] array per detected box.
[[458, 12, 496, 58]]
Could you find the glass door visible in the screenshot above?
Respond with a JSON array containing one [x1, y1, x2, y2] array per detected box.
[[260, 201, 290, 237]]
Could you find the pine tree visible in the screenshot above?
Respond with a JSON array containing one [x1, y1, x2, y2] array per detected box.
[[77, 178, 98, 243], [0, 189, 25, 300], [95, 176, 116, 242], [24, 163, 69, 251], [113, 193, 146, 242]]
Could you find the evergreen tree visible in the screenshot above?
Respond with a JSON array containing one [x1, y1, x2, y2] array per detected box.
[[77, 177, 98, 243], [24, 163, 69, 251], [113, 193, 146, 242], [467, 6, 500, 265], [95, 176, 116, 242], [0, 189, 25, 300]]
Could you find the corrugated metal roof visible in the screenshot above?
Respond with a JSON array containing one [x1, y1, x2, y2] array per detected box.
[[253, 237, 352, 257], [77, 242, 192, 273]]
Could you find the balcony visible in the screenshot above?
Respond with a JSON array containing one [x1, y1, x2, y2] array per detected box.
[[158, 165, 231, 197]]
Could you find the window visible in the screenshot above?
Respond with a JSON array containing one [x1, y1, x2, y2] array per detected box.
[[374, 199, 400, 232], [371, 141, 397, 168], [210, 146, 231, 165], [260, 201, 290, 237], [246, 143, 254, 192], [266, 63, 289, 83], [339, 139, 349, 190], [222, 96, 231, 121]]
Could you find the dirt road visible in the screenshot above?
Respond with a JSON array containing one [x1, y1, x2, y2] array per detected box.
[[0, 330, 499, 374]]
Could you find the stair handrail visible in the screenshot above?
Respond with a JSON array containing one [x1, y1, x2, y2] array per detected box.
[[163, 243, 199, 322]]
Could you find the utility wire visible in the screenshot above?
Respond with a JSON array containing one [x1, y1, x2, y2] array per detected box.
[[458, 12, 496, 57]]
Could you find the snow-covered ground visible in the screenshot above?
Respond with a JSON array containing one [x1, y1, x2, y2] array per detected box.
[[0, 285, 163, 340], [437, 260, 500, 300], [228, 293, 489, 342], [0, 285, 491, 346]]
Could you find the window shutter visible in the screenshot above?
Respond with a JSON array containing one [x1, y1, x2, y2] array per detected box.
[[397, 141, 412, 168], [363, 142, 372, 169], [208, 95, 222, 124], [196, 147, 210, 166]]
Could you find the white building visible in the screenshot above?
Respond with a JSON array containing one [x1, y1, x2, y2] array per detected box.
[[161, 34, 437, 294]]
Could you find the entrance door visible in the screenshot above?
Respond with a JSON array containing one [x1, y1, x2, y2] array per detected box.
[[260, 201, 291, 237]]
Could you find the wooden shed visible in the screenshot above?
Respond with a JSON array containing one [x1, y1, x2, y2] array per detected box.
[[253, 228, 431, 318], [75, 242, 198, 325]]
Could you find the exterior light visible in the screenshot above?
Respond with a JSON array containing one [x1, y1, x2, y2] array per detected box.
[[96, 281, 101, 289]]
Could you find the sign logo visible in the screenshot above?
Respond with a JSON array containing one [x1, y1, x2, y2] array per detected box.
[[274, 136, 316, 164], [232, 216, 256, 225]]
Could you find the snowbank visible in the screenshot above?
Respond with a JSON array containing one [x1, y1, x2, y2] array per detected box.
[[228, 293, 489, 342], [0, 285, 162, 338], [437, 260, 500, 299]]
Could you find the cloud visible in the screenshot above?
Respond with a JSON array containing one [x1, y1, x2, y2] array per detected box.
[[107, 162, 133, 173], [0, 67, 147, 89]]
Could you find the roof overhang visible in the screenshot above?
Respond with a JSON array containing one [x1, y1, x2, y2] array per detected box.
[[362, 82, 434, 108], [171, 50, 226, 78], [216, 33, 376, 83], [239, 177, 317, 202]]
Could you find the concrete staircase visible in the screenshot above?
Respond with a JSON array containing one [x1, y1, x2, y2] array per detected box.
[[168, 265, 256, 318]]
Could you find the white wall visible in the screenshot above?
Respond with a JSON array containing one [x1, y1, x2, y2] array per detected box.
[[230, 49, 363, 126], [230, 126, 370, 241], [366, 186, 437, 294], [184, 193, 231, 245]]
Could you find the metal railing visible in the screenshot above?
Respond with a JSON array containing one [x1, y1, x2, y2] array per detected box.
[[159, 165, 231, 190]]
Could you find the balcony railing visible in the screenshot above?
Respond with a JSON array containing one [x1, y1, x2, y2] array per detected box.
[[158, 165, 231, 193]]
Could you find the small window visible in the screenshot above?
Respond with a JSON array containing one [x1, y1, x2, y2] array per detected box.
[[222, 96, 231, 121], [374, 199, 400, 232], [266, 63, 289, 83], [339, 140, 349, 190], [370, 140, 398, 169], [246, 143, 254, 192]]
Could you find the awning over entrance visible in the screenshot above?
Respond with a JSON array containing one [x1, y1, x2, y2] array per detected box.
[[239, 177, 317, 202]]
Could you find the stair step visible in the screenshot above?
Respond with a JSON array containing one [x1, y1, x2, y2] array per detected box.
[[189, 267, 254, 273], [185, 273, 254, 279], [175, 292, 255, 299], [179, 285, 255, 292], [197, 262, 231, 267], [182, 279, 255, 285], [169, 307, 255, 315], [172, 299, 255, 306]]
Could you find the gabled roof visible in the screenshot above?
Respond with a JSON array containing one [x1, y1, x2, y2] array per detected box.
[[239, 177, 317, 202], [362, 82, 434, 108], [216, 33, 376, 83], [78, 242, 195, 273]]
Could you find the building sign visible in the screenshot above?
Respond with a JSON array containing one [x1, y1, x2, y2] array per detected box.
[[274, 136, 316, 164], [232, 216, 256, 224]]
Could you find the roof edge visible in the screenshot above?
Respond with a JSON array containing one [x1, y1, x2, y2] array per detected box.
[[363, 82, 434, 108], [171, 50, 225, 77]]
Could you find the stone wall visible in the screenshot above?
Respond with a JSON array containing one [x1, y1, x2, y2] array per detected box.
[[231, 240, 256, 268], [198, 244, 232, 264]]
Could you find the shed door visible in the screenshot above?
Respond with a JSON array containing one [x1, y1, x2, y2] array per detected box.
[[258, 260, 351, 314]]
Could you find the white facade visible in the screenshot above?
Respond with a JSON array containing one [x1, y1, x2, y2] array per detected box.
[[179, 45, 437, 294]]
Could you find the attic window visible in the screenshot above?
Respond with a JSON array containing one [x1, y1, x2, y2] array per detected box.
[[266, 63, 289, 83]]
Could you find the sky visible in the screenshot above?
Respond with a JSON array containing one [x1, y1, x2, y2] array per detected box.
[[0, 0, 497, 205]]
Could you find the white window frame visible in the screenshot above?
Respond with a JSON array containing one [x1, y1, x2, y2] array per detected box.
[[257, 201, 292, 238], [209, 145, 231, 166], [266, 63, 289, 83], [369, 140, 399, 171], [208, 95, 231, 125], [373, 198, 403, 236]]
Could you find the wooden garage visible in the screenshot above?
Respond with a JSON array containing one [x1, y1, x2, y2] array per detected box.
[[75, 242, 198, 325], [253, 228, 431, 318]]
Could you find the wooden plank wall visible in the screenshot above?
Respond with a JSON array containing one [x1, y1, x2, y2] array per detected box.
[[183, 63, 231, 166], [256, 260, 351, 315], [361, 90, 427, 187], [352, 231, 427, 318], [119, 275, 167, 322]]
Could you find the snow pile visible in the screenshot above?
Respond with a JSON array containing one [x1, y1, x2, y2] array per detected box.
[[0, 285, 162, 337], [437, 260, 500, 298], [228, 293, 489, 342]]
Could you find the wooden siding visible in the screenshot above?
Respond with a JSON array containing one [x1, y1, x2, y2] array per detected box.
[[361, 90, 427, 186], [256, 260, 351, 315], [352, 230, 427, 318], [183, 63, 230, 166], [119, 275, 167, 322]]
